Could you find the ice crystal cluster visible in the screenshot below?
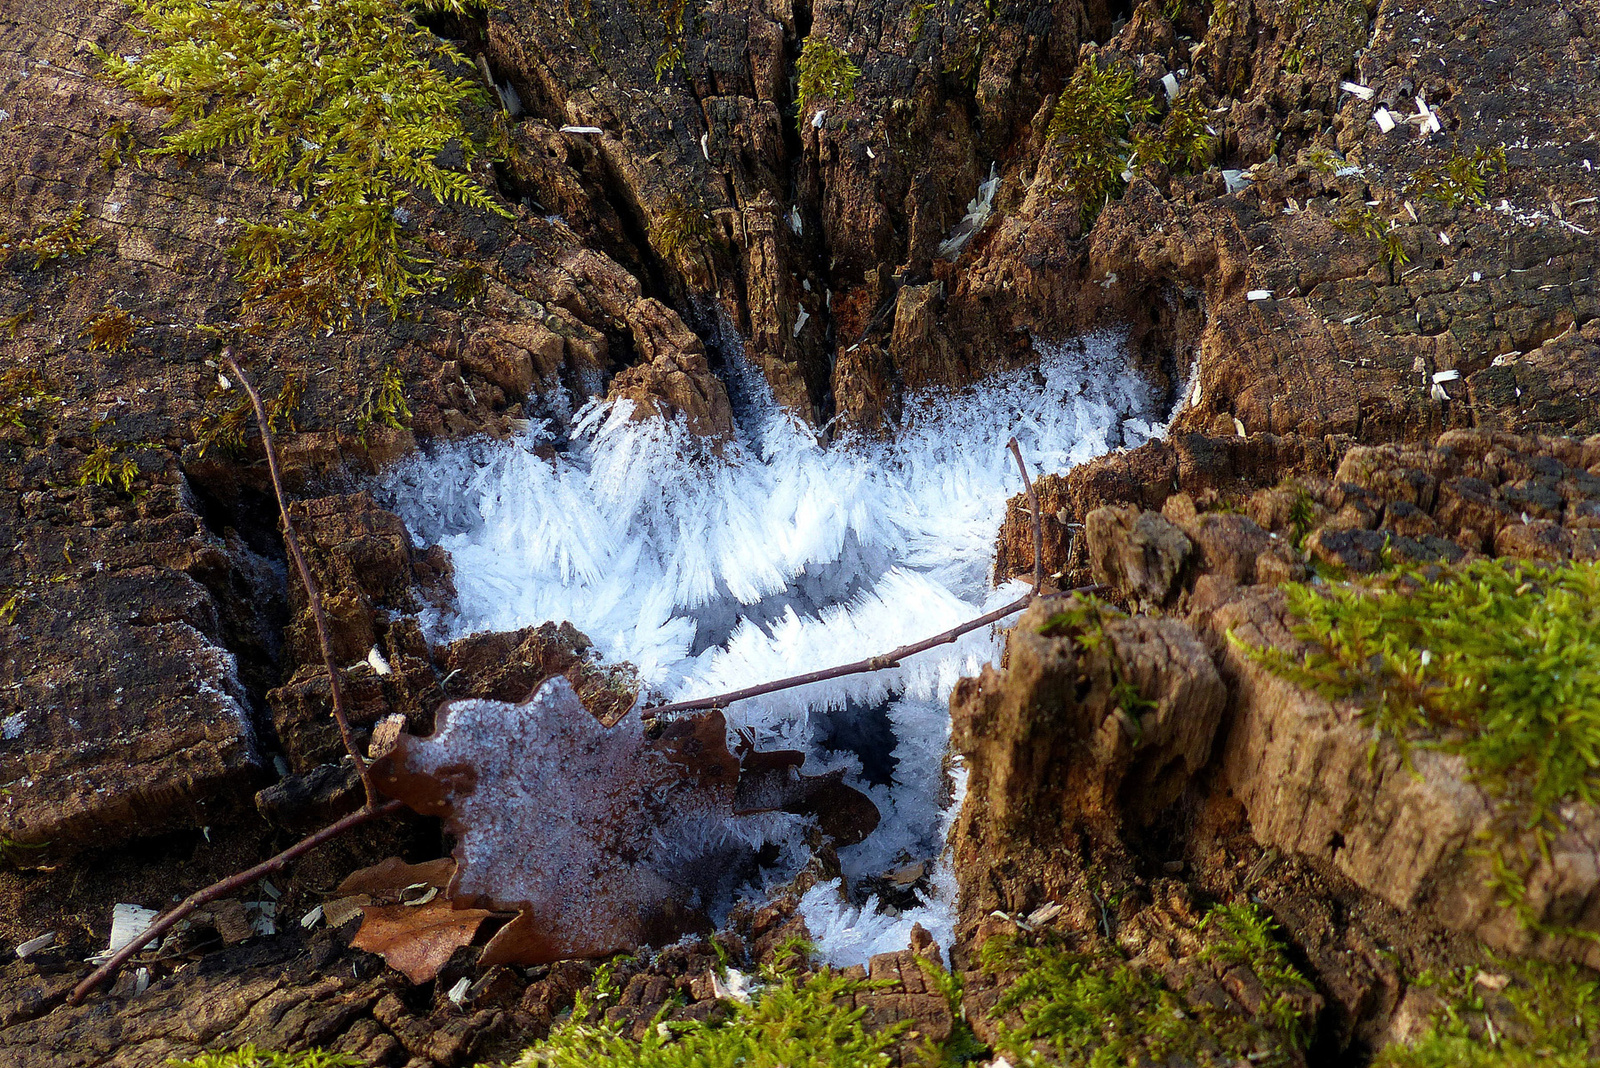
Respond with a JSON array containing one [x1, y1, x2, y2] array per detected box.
[[386, 330, 1160, 964]]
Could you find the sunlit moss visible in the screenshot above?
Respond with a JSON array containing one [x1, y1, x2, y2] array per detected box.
[[355, 362, 412, 439], [1374, 958, 1600, 1067], [1044, 59, 1213, 227], [1235, 559, 1600, 929], [1335, 205, 1409, 272], [4, 203, 99, 270], [1410, 145, 1508, 209], [98, 0, 509, 330], [513, 956, 905, 1068], [980, 907, 1312, 1067], [77, 443, 142, 494], [82, 304, 137, 352], [795, 37, 861, 130]]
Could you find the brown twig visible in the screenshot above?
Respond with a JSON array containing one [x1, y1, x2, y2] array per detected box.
[[1008, 436, 1044, 595], [224, 350, 379, 810], [650, 584, 1103, 716], [68, 800, 404, 1005], [652, 438, 1062, 715]]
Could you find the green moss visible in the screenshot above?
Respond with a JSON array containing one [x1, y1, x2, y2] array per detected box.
[[0, 592, 19, 625], [82, 304, 138, 352], [77, 442, 143, 494], [913, 956, 991, 1067], [1336, 206, 1409, 272], [4, 203, 99, 270], [0, 367, 61, 435], [1045, 61, 1213, 228], [355, 363, 411, 438], [795, 37, 861, 130], [1038, 595, 1157, 727], [195, 394, 253, 459], [1286, 487, 1316, 549], [1374, 960, 1600, 1068], [270, 369, 305, 434], [1132, 87, 1216, 174], [511, 959, 905, 1068], [99, 0, 509, 331], [1234, 559, 1600, 929], [1196, 904, 1317, 1050], [0, 305, 35, 338], [652, 197, 715, 260], [980, 917, 1309, 1067], [1045, 59, 1154, 226], [196, 369, 308, 456], [1410, 145, 1508, 209], [616, 0, 693, 83], [167, 1047, 363, 1068], [100, 119, 135, 171], [446, 262, 489, 306], [1305, 145, 1343, 174]]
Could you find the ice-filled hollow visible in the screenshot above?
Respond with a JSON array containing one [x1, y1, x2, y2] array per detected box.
[[383, 329, 1165, 966]]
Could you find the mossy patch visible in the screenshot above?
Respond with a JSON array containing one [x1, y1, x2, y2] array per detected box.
[[82, 304, 138, 352], [1235, 559, 1600, 930], [980, 904, 1312, 1067], [1038, 595, 1157, 728], [77, 442, 145, 494], [355, 362, 412, 440], [1045, 59, 1213, 227], [795, 37, 861, 130], [651, 196, 716, 261], [1335, 205, 1409, 274], [195, 371, 304, 457], [511, 956, 906, 1067], [3, 203, 99, 270], [1197, 904, 1318, 1050], [1374, 958, 1600, 1067], [99, 0, 509, 331], [0, 367, 61, 438], [1410, 145, 1508, 209]]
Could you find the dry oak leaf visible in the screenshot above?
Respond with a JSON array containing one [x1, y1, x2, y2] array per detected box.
[[374, 676, 873, 966], [350, 899, 491, 984], [337, 856, 456, 898]]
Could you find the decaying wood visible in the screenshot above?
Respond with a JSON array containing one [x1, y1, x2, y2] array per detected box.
[[68, 800, 405, 1004], [70, 433, 1060, 997], [225, 350, 380, 809]]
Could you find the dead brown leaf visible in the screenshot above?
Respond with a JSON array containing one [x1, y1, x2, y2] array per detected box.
[[337, 856, 456, 896], [373, 676, 878, 966], [350, 899, 491, 984]]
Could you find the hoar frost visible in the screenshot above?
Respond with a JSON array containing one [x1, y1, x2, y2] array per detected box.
[[386, 330, 1162, 964]]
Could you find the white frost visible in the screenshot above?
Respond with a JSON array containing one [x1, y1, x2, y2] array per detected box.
[[1, 712, 24, 740], [386, 329, 1159, 964]]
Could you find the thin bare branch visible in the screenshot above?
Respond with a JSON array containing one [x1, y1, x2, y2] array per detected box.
[[1008, 436, 1044, 595], [224, 350, 379, 809], [68, 800, 405, 1004], [652, 442, 1071, 716], [649, 583, 1104, 716]]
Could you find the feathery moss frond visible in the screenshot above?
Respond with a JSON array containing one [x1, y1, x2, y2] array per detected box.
[[98, 0, 509, 329]]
